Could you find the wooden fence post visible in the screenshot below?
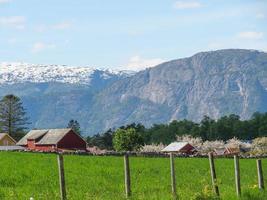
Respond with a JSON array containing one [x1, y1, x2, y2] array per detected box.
[[257, 159, 264, 190], [58, 153, 67, 200], [234, 155, 241, 197], [124, 153, 131, 198], [208, 152, 219, 196], [170, 153, 177, 198]]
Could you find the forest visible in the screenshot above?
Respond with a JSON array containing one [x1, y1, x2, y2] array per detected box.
[[87, 112, 267, 149]]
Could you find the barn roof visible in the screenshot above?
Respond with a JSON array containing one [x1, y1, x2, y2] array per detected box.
[[0, 133, 17, 143], [16, 130, 48, 145], [36, 129, 72, 145], [161, 142, 192, 152], [17, 128, 72, 145]]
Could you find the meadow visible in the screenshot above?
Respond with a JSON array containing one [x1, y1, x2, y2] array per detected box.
[[0, 152, 266, 200]]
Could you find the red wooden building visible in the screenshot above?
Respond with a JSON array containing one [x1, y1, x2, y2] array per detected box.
[[161, 142, 197, 154], [17, 128, 87, 152]]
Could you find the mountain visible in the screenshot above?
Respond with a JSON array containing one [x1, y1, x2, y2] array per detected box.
[[1, 49, 267, 135], [89, 49, 267, 133], [0, 63, 134, 134]]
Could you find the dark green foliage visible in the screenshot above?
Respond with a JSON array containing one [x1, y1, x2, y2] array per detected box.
[[90, 113, 267, 148], [87, 123, 145, 150], [67, 119, 81, 136], [0, 94, 30, 140], [113, 128, 144, 152], [87, 129, 114, 150]]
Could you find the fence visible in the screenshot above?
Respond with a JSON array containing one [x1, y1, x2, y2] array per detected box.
[[55, 153, 265, 200]]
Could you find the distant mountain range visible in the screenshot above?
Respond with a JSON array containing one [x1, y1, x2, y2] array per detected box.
[[1, 49, 267, 135]]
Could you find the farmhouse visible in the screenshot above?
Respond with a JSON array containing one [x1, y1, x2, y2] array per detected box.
[[161, 142, 196, 154], [17, 128, 87, 152], [213, 147, 240, 156], [0, 133, 16, 146]]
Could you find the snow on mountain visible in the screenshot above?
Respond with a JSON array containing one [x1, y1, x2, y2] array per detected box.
[[0, 62, 134, 84]]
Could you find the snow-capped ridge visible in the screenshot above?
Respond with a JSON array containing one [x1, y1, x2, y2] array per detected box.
[[0, 62, 134, 84]]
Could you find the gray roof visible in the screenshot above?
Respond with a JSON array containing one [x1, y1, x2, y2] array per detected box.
[[16, 130, 48, 145], [36, 129, 72, 145], [17, 128, 72, 145], [161, 142, 191, 152]]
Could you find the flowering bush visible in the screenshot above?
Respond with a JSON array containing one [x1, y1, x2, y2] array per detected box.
[[140, 144, 165, 152]]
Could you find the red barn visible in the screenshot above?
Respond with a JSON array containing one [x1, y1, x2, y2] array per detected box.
[[17, 128, 87, 152], [161, 142, 197, 154]]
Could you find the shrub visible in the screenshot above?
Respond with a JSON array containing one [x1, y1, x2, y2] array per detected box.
[[113, 128, 144, 152]]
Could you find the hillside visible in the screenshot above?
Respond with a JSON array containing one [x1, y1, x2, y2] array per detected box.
[[1, 49, 267, 135], [0, 63, 133, 133], [90, 49, 267, 133]]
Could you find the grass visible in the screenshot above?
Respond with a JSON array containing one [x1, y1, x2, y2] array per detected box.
[[0, 152, 266, 200]]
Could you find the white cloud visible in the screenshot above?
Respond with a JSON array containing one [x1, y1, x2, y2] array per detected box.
[[0, 0, 11, 3], [31, 42, 56, 53], [7, 38, 17, 44], [35, 24, 47, 32], [35, 21, 72, 32], [237, 31, 264, 40], [124, 56, 165, 71], [256, 13, 265, 19], [0, 16, 25, 29], [174, 1, 202, 9], [52, 21, 72, 30]]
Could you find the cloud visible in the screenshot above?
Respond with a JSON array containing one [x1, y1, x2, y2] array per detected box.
[[7, 38, 17, 44], [0, 0, 11, 3], [124, 56, 165, 71], [237, 31, 264, 40], [256, 13, 265, 19], [35, 24, 47, 32], [35, 21, 72, 32], [31, 42, 56, 53], [173, 1, 202, 9], [52, 21, 72, 30], [0, 16, 25, 29]]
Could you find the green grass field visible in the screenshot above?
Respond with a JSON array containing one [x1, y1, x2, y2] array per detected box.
[[0, 152, 266, 200]]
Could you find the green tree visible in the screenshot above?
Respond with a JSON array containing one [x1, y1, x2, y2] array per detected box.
[[67, 119, 81, 135], [113, 128, 144, 152], [87, 129, 114, 150], [0, 94, 30, 140]]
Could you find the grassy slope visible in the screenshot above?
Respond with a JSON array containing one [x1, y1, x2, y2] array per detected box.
[[0, 152, 266, 200]]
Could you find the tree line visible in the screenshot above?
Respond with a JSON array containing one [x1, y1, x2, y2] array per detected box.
[[87, 113, 267, 150]]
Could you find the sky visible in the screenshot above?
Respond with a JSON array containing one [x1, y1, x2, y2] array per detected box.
[[0, 0, 267, 70]]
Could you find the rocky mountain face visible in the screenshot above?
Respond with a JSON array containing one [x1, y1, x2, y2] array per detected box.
[[0, 49, 267, 135], [90, 49, 267, 133]]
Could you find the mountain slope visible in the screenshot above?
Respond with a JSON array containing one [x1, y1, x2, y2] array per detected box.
[[88, 49, 267, 133], [0, 63, 133, 134], [0, 49, 267, 135]]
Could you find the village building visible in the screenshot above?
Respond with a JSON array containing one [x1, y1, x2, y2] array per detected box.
[[0, 133, 25, 151], [213, 147, 240, 156], [0, 133, 17, 146], [17, 128, 87, 152], [161, 142, 196, 154]]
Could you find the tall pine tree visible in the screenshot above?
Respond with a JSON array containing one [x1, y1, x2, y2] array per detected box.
[[0, 94, 30, 140], [67, 119, 81, 136]]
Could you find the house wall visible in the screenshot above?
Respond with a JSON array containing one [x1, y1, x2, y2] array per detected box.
[[0, 135, 16, 146], [180, 144, 194, 154], [33, 145, 56, 152], [57, 131, 87, 150], [27, 140, 36, 149]]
